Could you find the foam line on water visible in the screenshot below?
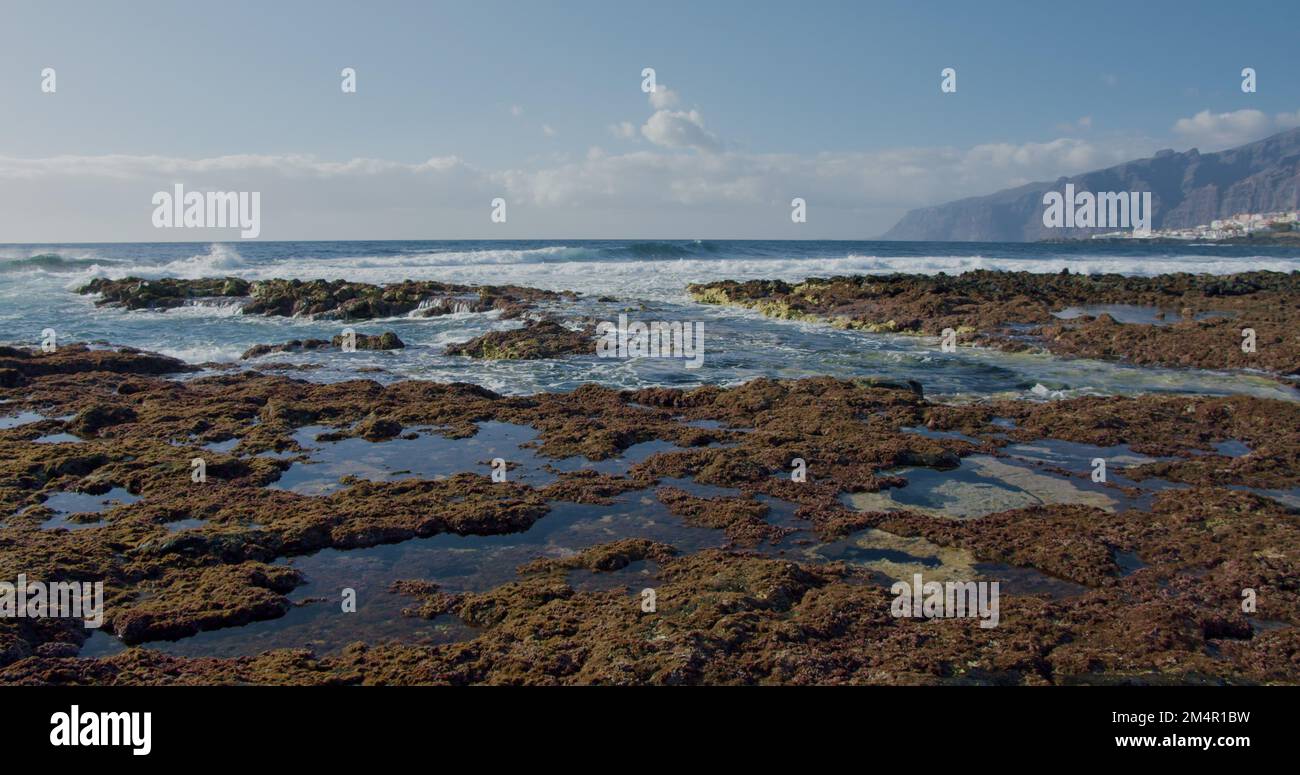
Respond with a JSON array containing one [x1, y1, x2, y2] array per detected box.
[[60, 247, 1300, 302]]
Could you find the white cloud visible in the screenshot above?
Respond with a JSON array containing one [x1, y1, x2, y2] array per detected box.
[[542, 124, 557, 137], [623, 84, 724, 153], [510, 105, 524, 117], [641, 109, 722, 153], [1171, 108, 1277, 149], [648, 86, 680, 110], [1276, 109, 1300, 130], [504, 135, 1138, 216], [0, 136, 1150, 239], [609, 121, 637, 139]]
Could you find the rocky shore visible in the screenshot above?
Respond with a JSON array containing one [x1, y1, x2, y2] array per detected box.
[[79, 277, 573, 320], [241, 332, 405, 360], [444, 319, 596, 360], [689, 270, 1300, 376], [1, 342, 1295, 684]]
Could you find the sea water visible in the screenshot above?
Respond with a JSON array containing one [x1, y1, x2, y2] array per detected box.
[[1, 239, 1297, 401]]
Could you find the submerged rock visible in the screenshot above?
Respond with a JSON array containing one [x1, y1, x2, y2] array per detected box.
[[656, 486, 791, 546]]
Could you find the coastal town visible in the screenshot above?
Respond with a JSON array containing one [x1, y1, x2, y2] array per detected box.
[[1092, 209, 1300, 240]]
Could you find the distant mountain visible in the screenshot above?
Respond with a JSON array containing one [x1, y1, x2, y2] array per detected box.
[[881, 127, 1300, 241]]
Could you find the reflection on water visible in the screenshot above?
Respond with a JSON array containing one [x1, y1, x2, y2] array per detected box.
[[76, 431, 1248, 658], [33, 433, 82, 444], [1051, 304, 1238, 326], [268, 421, 692, 497], [1052, 304, 1180, 325], [787, 525, 1087, 599], [84, 477, 730, 658], [39, 487, 139, 530], [0, 411, 45, 429], [846, 455, 1118, 519]]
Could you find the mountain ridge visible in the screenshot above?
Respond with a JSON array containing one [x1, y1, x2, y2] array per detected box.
[[881, 127, 1300, 241]]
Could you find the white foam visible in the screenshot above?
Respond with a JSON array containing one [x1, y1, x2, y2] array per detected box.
[[71, 250, 1291, 303], [77, 242, 247, 282], [50, 241, 1299, 302], [155, 344, 246, 362], [289, 252, 1295, 301], [0, 246, 105, 262], [160, 299, 248, 318]]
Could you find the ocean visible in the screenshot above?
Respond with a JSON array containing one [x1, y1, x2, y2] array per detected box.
[[2, 239, 1298, 400]]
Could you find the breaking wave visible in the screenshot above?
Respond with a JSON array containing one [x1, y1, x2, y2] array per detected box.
[[0, 252, 118, 273], [40, 241, 1299, 301]]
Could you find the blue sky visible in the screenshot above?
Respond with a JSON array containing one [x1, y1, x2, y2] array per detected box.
[[1, 0, 1297, 240]]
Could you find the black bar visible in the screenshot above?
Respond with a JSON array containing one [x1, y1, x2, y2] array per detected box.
[[10, 685, 1286, 762]]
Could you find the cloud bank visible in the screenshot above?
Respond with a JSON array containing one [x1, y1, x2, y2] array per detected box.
[[3, 94, 1289, 241], [0, 135, 1150, 241], [1172, 108, 1300, 150]]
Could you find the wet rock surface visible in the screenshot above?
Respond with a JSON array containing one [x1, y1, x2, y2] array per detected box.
[[0, 343, 1296, 684], [241, 332, 405, 360], [79, 277, 572, 321], [690, 270, 1300, 375], [112, 562, 303, 644], [76, 277, 252, 310], [445, 319, 595, 360], [0, 344, 195, 385]]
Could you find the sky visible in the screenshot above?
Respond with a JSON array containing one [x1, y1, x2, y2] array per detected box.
[[1, 0, 1297, 241]]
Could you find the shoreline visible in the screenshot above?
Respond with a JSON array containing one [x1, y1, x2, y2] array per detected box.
[[1, 266, 1297, 685], [54, 269, 1300, 386], [1, 336, 1297, 684], [689, 269, 1300, 379], [1040, 233, 1300, 247]]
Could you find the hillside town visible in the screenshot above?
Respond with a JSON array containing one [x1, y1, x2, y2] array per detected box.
[[1092, 209, 1300, 240]]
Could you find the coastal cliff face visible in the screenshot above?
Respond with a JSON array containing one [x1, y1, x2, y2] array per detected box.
[[882, 128, 1300, 241]]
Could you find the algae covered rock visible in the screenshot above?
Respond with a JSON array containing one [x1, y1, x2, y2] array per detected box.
[[446, 319, 593, 360]]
